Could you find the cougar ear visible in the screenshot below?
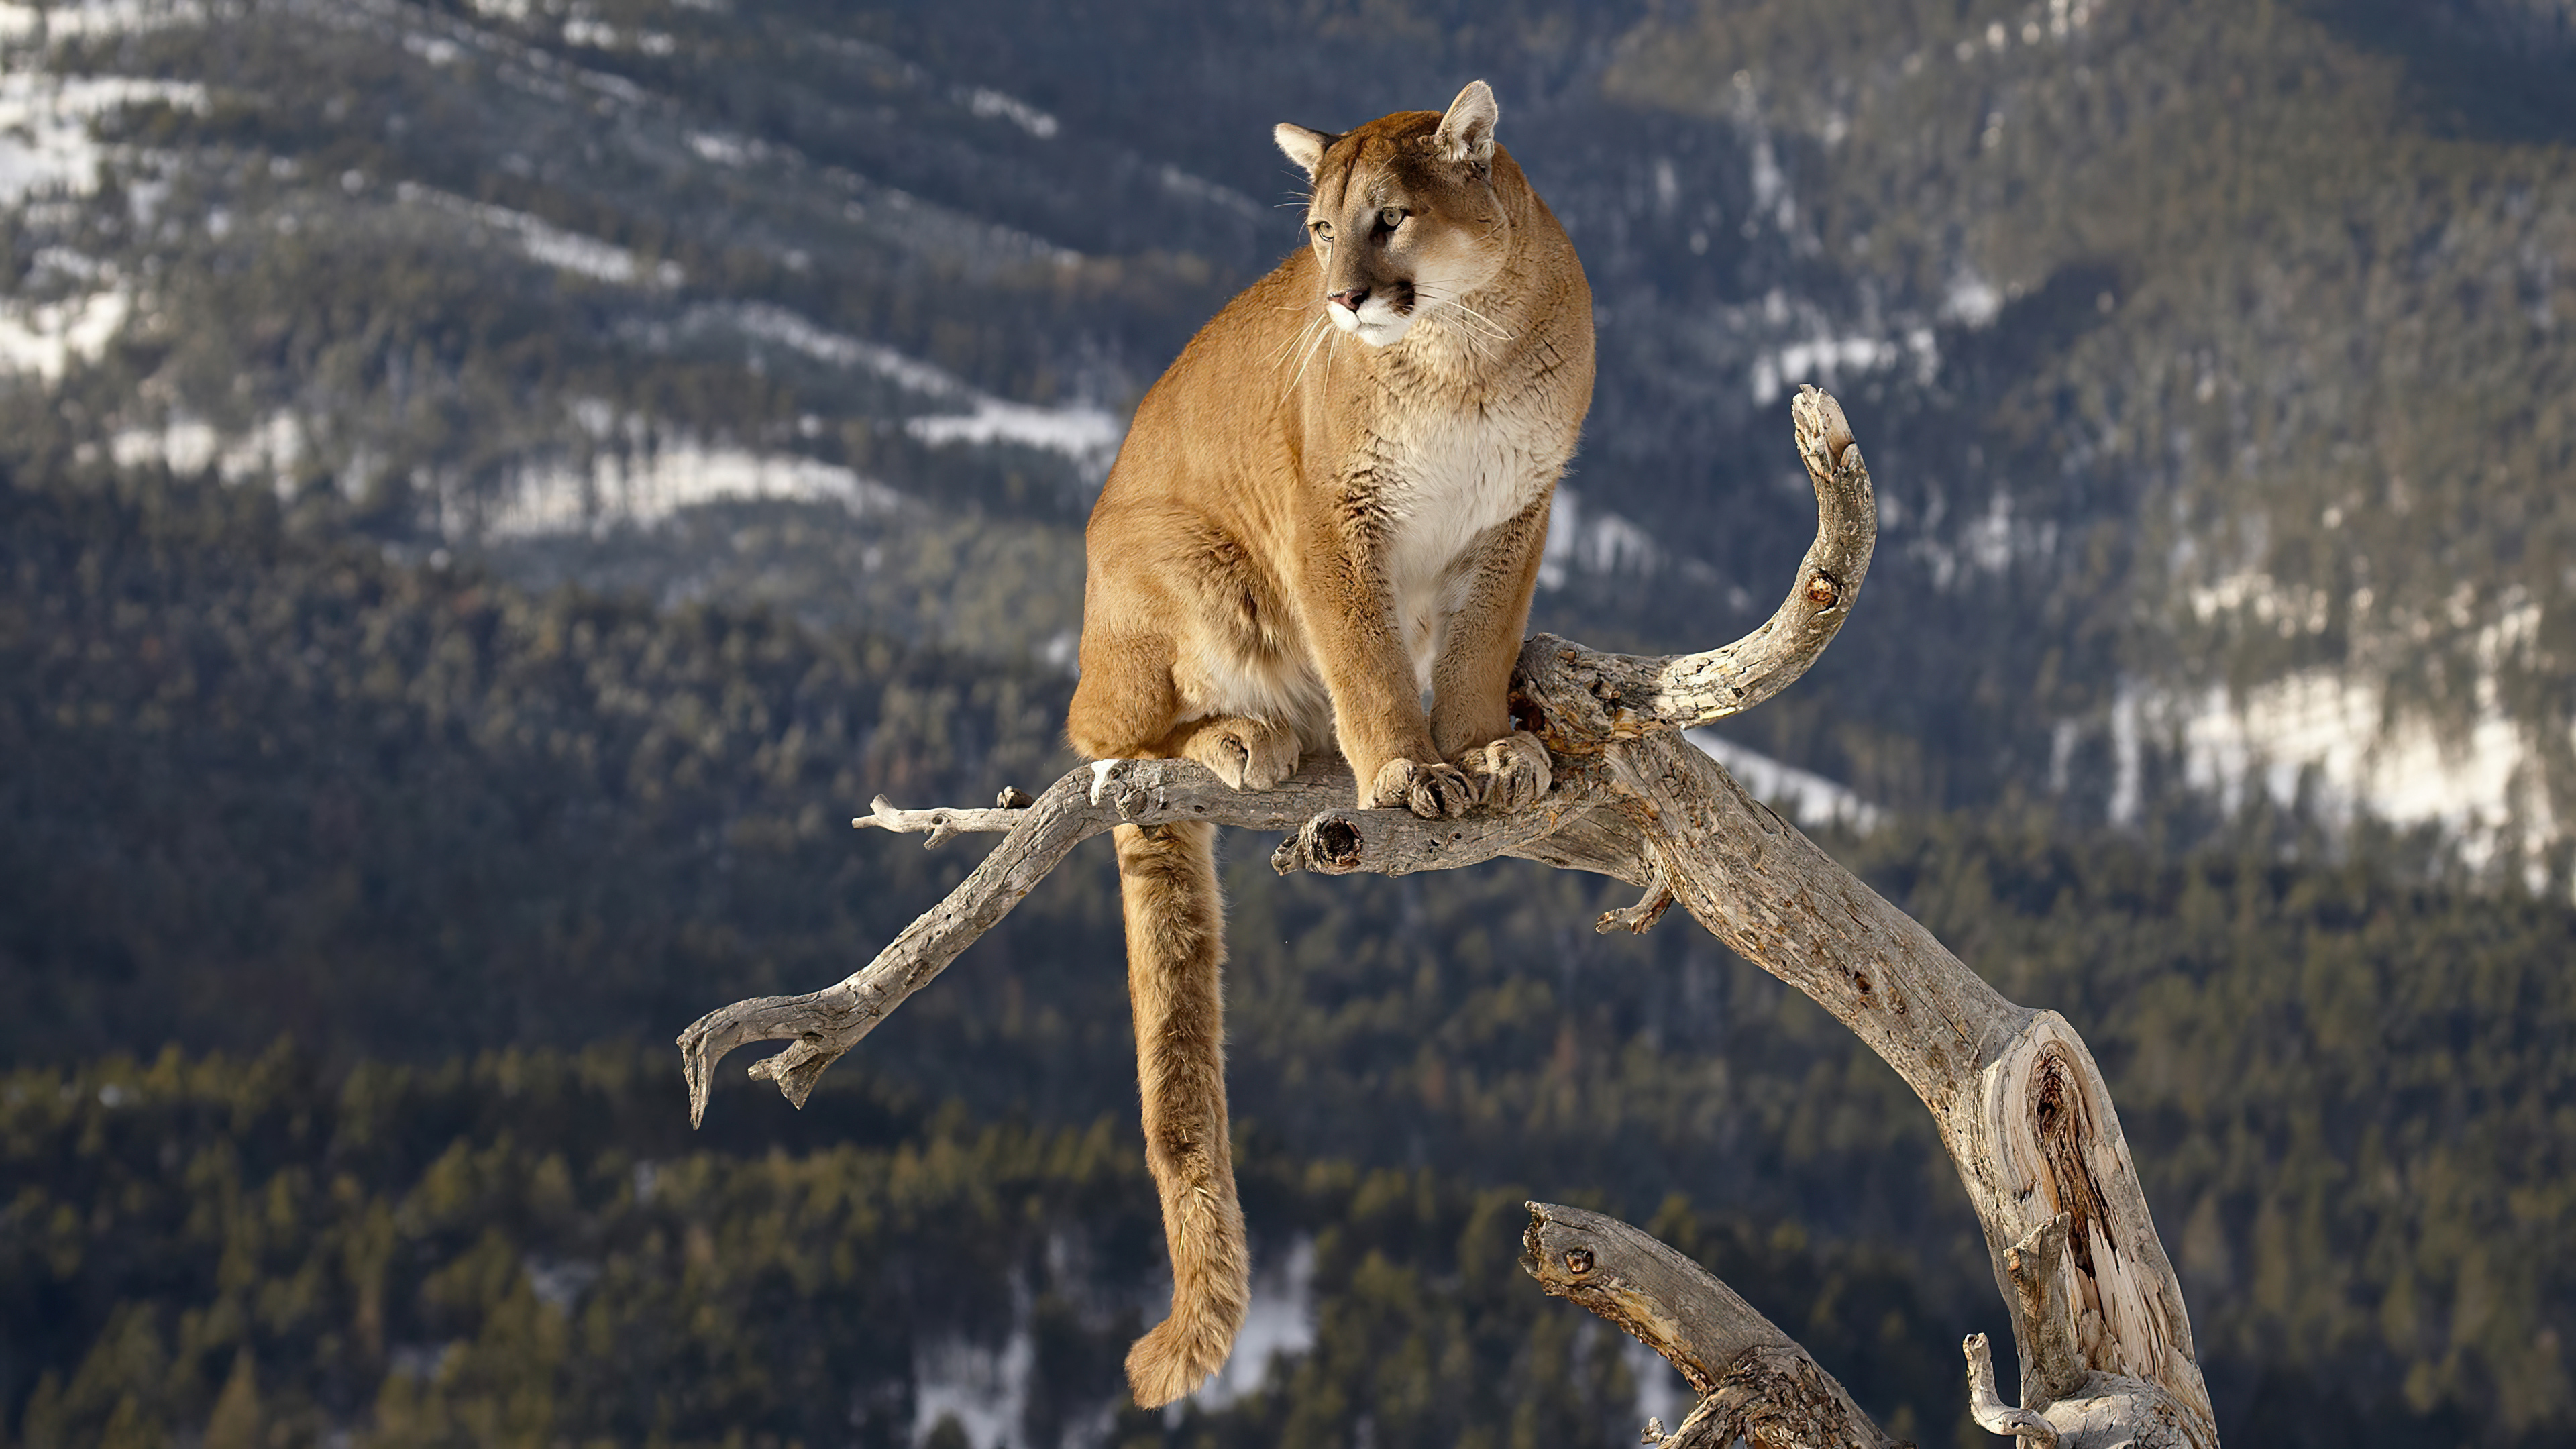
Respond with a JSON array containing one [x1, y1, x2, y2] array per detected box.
[[1434, 80, 1497, 169], [1275, 123, 1333, 180]]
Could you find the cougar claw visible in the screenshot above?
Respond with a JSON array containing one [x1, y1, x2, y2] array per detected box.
[[1368, 757, 1474, 819], [1458, 731, 1551, 812], [1184, 718, 1300, 791]]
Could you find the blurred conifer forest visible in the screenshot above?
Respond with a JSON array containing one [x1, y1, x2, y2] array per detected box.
[[7, 465, 2573, 1446], [3, 0, 2574, 1445]]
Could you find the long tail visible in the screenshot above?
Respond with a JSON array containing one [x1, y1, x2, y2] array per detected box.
[[1113, 819, 1249, 1407]]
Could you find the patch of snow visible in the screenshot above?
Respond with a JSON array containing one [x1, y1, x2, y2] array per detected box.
[[1041, 629, 1078, 674], [904, 397, 1124, 465], [402, 30, 462, 65], [397, 182, 683, 286], [2470, 594, 2542, 679], [2049, 716, 2080, 794], [110, 415, 220, 472], [1539, 487, 1659, 590], [1941, 270, 2002, 329], [0, 0, 205, 41], [1750, 333, 1907, 406], [0, 72, 207, 202], [481, 434, 902, 537], [2186, 570, 2331, 635], [708, 303, 1124, 468], [125, 172, 168, 222], [722, 301, 956, 394], [2106, 609, 2555, 880], [1960, 491, 2016, 573], [322, 0, 647, 112], [523, 1256, 598, 1311], [1947, 0, 2097, 58], [1193, 1237, 1318, 1408], [912, 1328, 1033, 1449], [1688, 730, 1885, 833], [1748, 133, 1789, 231], [686, 129, 759, 166], [2109, 680, 2143, 826], [107, 409, 304, 491], [961, 85, 1057, 139], [2173, 669, 2554, 877], [1157, 164, 1262, 219], [0, 285, 127, 380], [1626, 1337, 1691, 1438], [1907, 490, 2057, 589], [28, 244, 107, 281]]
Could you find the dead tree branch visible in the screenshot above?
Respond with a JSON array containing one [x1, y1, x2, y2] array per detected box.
[[1511, 386, 1870, 745], [676, 386, 2221, 1448], [1524, 1203, 1892, 1449]]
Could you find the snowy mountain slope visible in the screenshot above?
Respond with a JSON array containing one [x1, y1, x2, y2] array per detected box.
[[5, 0, 2573, 871]]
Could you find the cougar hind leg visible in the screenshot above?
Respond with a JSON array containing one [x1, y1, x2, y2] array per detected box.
[[1114, 818, 1250, 1406]]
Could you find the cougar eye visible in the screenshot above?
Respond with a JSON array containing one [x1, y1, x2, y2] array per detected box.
[[1311, 219, 1335, 242], [1379, 206, 1405, 229]]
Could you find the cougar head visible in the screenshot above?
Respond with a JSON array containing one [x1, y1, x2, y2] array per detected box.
[[1275, 80, 1511, 348]]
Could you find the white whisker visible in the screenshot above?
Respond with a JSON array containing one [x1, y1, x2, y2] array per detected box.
[[1442, 299, 1517, 341], [1267, 313, 1326, 368], [1284, 317, 1334, 395], [1415, 286, 1517, 351]]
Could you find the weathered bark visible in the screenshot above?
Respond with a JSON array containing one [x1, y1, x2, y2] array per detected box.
[[679, 753, 1651, 1125], [676, 386, 2221, 1448], [1510, 389, 1873, 745], [1591, 728, 2214, 1447], [1523, 1203, 1891, 1449]]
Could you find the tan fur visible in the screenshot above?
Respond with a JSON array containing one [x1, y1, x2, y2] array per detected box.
[[1067, 81, 1595, 1405], [1112, 819, 1246, 1405]]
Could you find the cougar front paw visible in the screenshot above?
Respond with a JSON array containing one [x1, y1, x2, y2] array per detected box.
[[1181, 716, 1301, 791], [1457, 731, 1552, 812], [1366, 757, 1475, 819]]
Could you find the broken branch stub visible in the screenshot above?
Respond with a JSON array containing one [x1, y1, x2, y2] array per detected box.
[[675, 385, 2220, 1448], [1522, 1203, 1892, 1449], [1513, 386, 1874, 747]]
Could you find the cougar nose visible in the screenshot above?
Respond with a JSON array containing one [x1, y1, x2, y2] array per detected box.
[[1328, 288, 1368, 313]]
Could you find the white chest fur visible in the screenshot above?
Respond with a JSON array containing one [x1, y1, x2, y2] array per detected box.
[[1377, 407, 1551, 691]]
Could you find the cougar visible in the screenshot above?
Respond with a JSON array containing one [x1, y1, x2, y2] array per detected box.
[[1065, 79, 1595, 1405]]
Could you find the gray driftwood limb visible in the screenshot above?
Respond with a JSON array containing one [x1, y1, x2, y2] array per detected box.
[[675, 384, 2220, 1448]]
